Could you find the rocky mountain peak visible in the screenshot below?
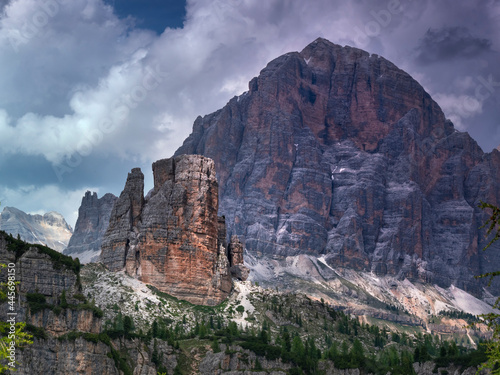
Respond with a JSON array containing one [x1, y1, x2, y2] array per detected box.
[[176, 38, 500, 295]]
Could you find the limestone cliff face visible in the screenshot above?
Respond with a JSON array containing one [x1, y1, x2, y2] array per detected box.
[[228, 235, 249, 281], [64, 191, 117, 263], [100, 167, 144, 272], [0, 233, 98, 333], [175, 37, 500, 294], [0, 207, 73, 252], [100, 155, 234, 305], [14, 338, 119, 375], [0, 232, 176, 375]]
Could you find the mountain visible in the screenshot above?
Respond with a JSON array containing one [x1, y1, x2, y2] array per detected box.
[[63, 191, 117, 263], [100, 155, 247, 305], [0, 206, 72, 252], [175, 37, 500, 296]]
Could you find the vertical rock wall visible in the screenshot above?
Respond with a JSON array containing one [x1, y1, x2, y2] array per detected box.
[[64, 191, 117, 263], [100, 155, 234, 305], [175, 37, 500, 294]]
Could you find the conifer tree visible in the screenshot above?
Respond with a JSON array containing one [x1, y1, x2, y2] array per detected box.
[[476, 202, 500, 373]]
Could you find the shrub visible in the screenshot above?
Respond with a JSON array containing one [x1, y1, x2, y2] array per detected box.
[[52, 305, 62, 316], [25, 324, 48, 340], [26, 293, 49, 314], [73, 293, 86, 302]]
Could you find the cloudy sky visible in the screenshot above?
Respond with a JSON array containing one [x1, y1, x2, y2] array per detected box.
[[0, 0, 499, 228]]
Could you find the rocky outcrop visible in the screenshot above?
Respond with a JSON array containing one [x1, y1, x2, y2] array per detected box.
[[413, 362, 488, 375], [0, 231, 176, 375], [64, 191, 117, 263], [100, 155, 235, 305], [228, 235, 249, 281], [199, 344, 290, 375], [0, 207, 72, 252], [0, 232, 96, 332], [175, 37, 500, 295], [199, 346, 484, 375], [100, 167, 144, 272], [0, 236, 80, 307], [14, 338, 119, 375], [7, 335, 175, 375]]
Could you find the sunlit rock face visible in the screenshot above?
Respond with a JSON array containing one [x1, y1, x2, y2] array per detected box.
[[176, 37, 500, 295], [0, 207, 73, 252], [100, 155, 234, 305]]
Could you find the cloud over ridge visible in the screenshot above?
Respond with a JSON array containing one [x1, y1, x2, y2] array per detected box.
[[0, 0, 498, 225]]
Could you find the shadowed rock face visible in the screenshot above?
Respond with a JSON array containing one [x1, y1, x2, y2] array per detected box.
[[100, 155, 233, 305], [100, 168, 145, 272], [175, 38, 500, 295], [228, 235, 249, 281], [64, 191, 117, 263]]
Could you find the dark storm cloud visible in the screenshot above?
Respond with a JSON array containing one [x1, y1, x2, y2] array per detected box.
[[0, 0, 10, 12], [0, 155, 56, 188], [415, 26, 492, 64], [0, 0, 499, 224]]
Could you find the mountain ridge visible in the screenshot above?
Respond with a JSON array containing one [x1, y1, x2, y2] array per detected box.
[[0, 206, 73, 252], [0, 231, 490, 374], [1, 37, 498, 375]]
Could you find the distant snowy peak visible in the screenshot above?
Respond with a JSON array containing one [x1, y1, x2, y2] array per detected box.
[[0, 206, 73, 252]]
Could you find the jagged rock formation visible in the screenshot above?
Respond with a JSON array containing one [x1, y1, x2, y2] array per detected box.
[[228, 235, 249, 281], [0, 232, 102, 342], [0, 207, 72, 252], [0, 232, 108, 373], [63, 191, 117, 263], [199, 343, 291, 374], [100, 155, 235, 305], [0, 231, 486, 374], [175, 37, 500, 295], [100, 167, 144, 272]]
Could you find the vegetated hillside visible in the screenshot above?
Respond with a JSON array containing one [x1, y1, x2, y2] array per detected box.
[[0, 232, 490, 374], [176, 37, 500, 296], [80, 263, 490, 375]]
